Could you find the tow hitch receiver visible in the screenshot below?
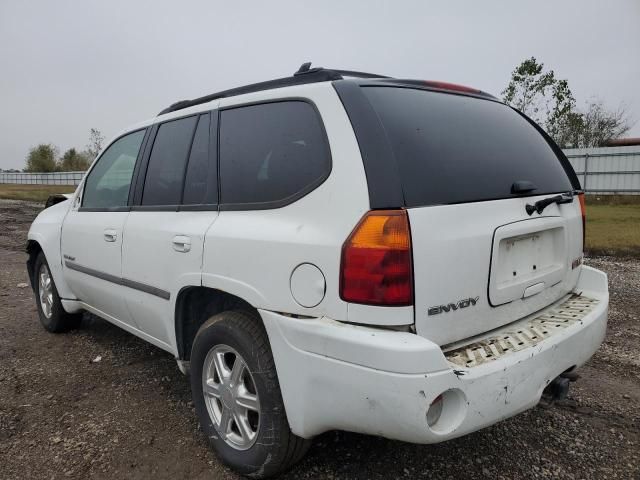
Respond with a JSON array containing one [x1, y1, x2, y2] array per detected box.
[[542, 374, 574, 403]]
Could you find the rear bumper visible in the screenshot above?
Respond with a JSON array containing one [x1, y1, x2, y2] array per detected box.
[[261, 266, 608, 443]]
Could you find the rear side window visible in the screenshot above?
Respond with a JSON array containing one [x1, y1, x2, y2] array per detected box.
[[362, 87, 574, 207], [219, 101, 330, 208], [82, 130, 145, 209], [142, 116, 198, 206]]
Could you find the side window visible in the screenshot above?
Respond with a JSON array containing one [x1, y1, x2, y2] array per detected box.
[[219, 101, 330, 207], [183, 114, 215, 205], [142, 116, 198, 206], [82, 130, 145, 209]]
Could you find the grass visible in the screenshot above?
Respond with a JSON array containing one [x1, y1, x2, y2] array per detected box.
[[585, 204, 640, 256], [584, 196, 640, 257], [0, 184, 75, 202], [0, 185, 637, 256], [586, 194, 640, 206]]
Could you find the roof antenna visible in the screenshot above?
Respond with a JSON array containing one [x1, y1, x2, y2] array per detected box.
[[294, 62, 316, 75]]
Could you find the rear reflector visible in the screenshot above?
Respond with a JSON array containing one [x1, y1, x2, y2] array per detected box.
[[578, 193, 586, 251], [340, 210, 413, 306]]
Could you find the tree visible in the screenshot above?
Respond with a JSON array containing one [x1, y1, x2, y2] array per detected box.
[[25, 144, 58, 172], [556, 101, 632, 148], [503, 57, 633, 148], [502, 57, 576, 142], [86, 128, 105, 160], [58, 148, 90, 171]]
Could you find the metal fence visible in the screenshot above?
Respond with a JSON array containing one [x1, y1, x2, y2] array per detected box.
[[563, 145, 640, 195], [0, 171, 85, 185]]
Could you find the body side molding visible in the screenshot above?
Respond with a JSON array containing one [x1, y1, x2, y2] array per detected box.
[[64, 260, 171, 300]]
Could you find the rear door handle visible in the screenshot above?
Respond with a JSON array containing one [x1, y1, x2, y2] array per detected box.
[[172, 235, 191, 253], [103, 229, 118, 242]]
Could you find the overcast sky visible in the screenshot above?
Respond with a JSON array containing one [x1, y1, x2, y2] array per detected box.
[[0, 0, 638, 169]]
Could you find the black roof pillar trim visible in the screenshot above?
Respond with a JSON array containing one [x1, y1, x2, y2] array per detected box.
[[332, 80, 405, 209]]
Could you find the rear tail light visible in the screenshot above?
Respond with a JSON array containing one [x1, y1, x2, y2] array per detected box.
[[578, 193, 586, 251], [339, 210, 413, 306]]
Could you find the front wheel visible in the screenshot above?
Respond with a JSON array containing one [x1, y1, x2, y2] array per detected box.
[[190, 310, 310, 478], [33, 252, 82, 333]]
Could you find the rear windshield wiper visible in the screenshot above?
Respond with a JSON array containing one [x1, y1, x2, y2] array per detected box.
[[525, 192, 574, 216]]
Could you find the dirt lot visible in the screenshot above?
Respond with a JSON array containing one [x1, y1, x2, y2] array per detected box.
[[1, 199, 638, 480]]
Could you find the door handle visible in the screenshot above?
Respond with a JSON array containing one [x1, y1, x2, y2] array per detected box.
[[103, 229, 118, 242], [172, 235, 191, 253]]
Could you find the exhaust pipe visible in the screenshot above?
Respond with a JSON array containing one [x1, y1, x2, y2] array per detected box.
[[560, 370, 580, 382]]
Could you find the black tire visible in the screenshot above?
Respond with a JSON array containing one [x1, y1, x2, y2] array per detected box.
[[33, 252, 82, 333], [190, 310, 311, 478]]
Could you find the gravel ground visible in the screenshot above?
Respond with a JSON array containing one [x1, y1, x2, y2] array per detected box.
[[0, 199, 638, 479]]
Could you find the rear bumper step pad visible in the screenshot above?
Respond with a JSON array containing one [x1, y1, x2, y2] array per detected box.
[[444, 294, 599, 368]]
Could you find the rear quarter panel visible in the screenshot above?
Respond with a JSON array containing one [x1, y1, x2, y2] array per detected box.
[[202, 83, 370, 320]]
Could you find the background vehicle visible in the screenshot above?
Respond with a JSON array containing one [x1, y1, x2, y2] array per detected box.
[[27, 64, 608, 478]]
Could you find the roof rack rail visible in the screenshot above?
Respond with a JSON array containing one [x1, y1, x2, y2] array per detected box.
[[293, 62, 389, 79], [157, 62, 389, 115]]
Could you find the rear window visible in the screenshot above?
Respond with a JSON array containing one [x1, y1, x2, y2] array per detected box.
[[362, 87, 574, 207]]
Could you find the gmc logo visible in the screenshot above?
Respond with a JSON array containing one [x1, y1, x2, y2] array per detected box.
[[428, 297, 479, 316]]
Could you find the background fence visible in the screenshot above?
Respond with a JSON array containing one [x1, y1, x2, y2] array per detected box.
[[564, 145, 640, 195], [2, 145, 640, 194], [0, 171, 85, 185]]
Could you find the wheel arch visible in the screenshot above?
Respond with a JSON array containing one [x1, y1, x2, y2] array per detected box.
[[26, 239, 43, 290], [175, 286, 257, 361], [27, 200, 77, 300]]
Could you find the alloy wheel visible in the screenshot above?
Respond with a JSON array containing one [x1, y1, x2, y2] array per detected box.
[[38, 263, 54, 319], [202, 344, 261, 450]]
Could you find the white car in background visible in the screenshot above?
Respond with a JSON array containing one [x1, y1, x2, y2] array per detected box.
[[27, 63, 608, 478]]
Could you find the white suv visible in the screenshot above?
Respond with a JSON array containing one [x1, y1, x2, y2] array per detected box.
[[27, 64, 609, 478]]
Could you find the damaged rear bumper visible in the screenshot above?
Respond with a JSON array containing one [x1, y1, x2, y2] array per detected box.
[[260, 266, 608, 443]]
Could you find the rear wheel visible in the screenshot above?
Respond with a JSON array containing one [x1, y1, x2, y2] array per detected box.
[[33, 252, 82, 332], [190, 310, 310, 478]]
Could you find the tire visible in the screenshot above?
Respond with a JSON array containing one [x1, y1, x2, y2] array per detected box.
[[190, 310, 311, 478], [33, 252, 82, 333]]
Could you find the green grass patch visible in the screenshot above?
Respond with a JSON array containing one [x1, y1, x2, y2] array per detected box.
[[585, 203, 640, 257], [0, 184, 76, 202], [585, 194, 640, 206]]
